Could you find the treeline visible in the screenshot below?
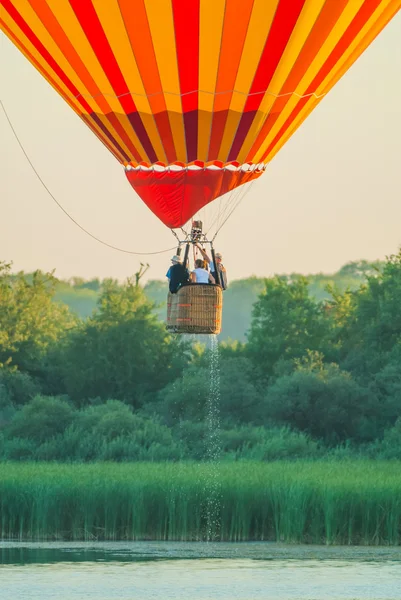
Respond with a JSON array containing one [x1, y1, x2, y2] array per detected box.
[[52, 259, 384, 341], [0, 251, 400, 462]]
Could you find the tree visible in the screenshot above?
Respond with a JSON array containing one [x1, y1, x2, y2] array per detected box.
[[262, 356, 396, 444], [58, 277, 189, 406], [0, 369, 40, 408], [158, 355, 262, 427], [221, 277, 266, 342], [6, 395, 74, 444], [0, 262, 76, 374], [247, 276, 329, 380], [337, 250, 401, 377]]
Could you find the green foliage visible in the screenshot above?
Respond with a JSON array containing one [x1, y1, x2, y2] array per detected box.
[[263, 363, 392, 444], [0, 369, 40, 407], [51, 262, 380, 342], [247, 276, 329, 379], [220, 426, 319, 460], [6, 395, 74, 444], [366, 419, 401, 459], [1, 253, 400, 461], [157, 355, 261, 427], [1, 437, 36, 461], [0, 262, 76, 373], [337, 250, 401, 375], [0, 397, 183, 462], [53, 284, 98, 319], [372, 343, 401, 402], [143, 279, 168, 321], [58, 278, 188, 406], [1, 461, 400, 544], [221, 277, 266, 341]]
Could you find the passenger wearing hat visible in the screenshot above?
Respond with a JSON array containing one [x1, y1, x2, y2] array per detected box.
[[195, 244, 228, 290], [166, 254, 189, 294]]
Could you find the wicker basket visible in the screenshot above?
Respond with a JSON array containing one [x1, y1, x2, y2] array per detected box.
[[166, 284, 223, 334]]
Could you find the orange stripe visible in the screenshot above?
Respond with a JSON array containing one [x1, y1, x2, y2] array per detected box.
[[213, 0, 255, 112], [207, 0, 255, 159], [118, 0, 176, 162], [118, 0, 164, 114]]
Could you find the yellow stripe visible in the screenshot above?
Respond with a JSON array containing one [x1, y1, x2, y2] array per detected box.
[[231, 0, 279, 111], [251, 0, 366, 162], [237, 0, 327, 162], [217, 0, 279, 162], [92, 0, 166, 163], [198, 0, 226, 109], [216, 105, 243, 162], [144, 0, 187, 162], [257, 0, 396, 163], [197, 0, 226, 161]]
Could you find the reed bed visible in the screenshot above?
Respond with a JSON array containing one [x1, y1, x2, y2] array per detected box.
[[0, 461, 400, 544]]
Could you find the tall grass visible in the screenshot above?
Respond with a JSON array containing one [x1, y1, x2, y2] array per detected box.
[[0, 461, 400, 544]]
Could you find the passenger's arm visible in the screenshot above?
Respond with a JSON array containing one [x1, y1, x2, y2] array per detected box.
[[190, 272, 196, 283], [209, 272, 215, 284], [196, 243, 211, 263]]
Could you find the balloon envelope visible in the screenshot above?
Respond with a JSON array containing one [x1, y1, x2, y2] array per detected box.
[[2, 0, 399, 227]]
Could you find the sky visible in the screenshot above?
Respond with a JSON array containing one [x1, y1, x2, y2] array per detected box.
[[1, 13, 400, 284]]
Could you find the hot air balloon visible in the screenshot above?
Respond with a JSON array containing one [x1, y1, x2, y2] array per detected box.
[[1, 0, 400, 333]]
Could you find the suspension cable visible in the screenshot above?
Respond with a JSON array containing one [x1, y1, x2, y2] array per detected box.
[[212, 181, 256, 241], [1, 99, 177, 256]]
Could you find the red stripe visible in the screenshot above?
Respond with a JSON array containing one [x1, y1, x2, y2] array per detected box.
[[246, 0, 307, 111], [126, 166, 263, 228], [2, 0, 94, 116], [172, 0, 200, 162], [173, 0, 199, 111], [127, 113, 157, 163], [81, 115, 125, 162], [227, 0, 306, 162], [154, 113, 177, 163], [259, 0, 383, 162], [105, 113, 142, 162], [69, 0, 136, 113]]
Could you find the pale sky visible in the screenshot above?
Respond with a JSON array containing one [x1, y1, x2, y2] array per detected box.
[[1, 14, 400, 284]]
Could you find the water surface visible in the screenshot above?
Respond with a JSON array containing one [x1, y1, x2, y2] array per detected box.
[[1, 542, 401, 599]]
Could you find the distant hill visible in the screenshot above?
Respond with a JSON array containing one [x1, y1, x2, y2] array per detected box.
[[48, 260, 383, 341]]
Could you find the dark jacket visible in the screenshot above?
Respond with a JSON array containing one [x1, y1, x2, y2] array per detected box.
[[168, 263, 189, 293]]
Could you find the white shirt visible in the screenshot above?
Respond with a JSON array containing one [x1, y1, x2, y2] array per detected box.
[[192, 268, 210, 284]]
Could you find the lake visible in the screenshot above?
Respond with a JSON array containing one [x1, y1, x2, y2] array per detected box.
[[1, 542, 401, 599]]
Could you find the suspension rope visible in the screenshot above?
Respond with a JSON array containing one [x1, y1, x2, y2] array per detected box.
[[213, 181, 256, 241], [204, 185, 243, 239], [1, 99, 177, 256]]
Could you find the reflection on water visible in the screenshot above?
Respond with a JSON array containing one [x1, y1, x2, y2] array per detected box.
[[1, 543, 401, 600]]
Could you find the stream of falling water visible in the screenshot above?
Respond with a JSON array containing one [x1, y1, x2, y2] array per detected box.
[[203, 334, 222, 542]]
